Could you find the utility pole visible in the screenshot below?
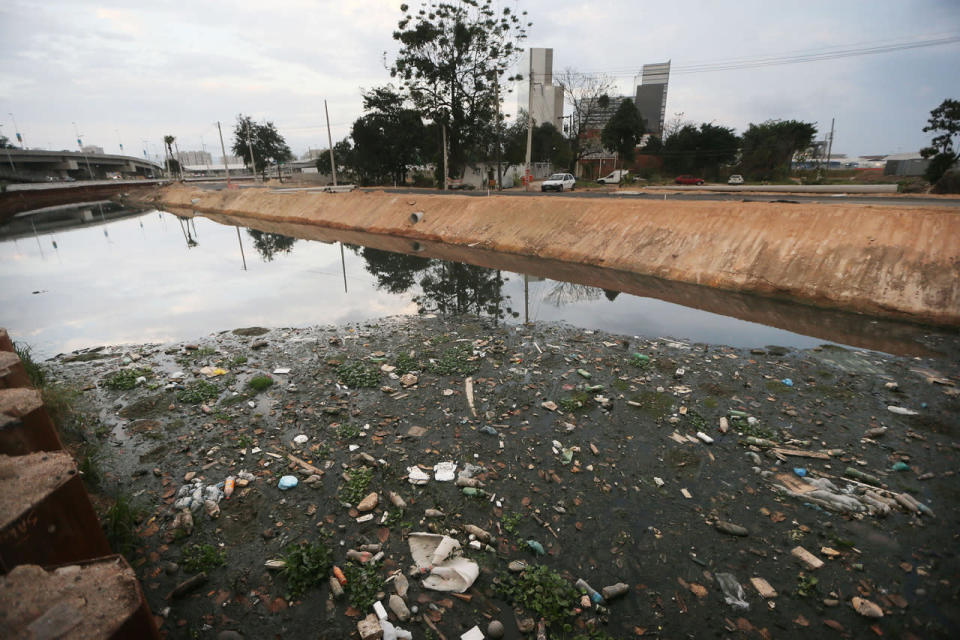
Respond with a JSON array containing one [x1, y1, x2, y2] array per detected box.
[[524, 63, 534, 191], [825, 117, 835, 173], [9, 112, 24, 148], [73, 121, 95, 180], [0, 125, 17, 178], [325, 99, 338, 186], [217, 121, 232, 189], [245, 128, 258, 182], [493, 75, 503, 191], [441, 121, 448, 191]]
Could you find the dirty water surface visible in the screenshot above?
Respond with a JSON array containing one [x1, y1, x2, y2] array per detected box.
[[45, 315, 960, 640], [2, 204, 955, 360]]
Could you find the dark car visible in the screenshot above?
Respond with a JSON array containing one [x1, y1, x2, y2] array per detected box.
[[675, 175, 705, 185]]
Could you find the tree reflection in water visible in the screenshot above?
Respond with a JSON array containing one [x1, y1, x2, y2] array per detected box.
[[357, 247, 519, 322], [247, 230, 297, 261]]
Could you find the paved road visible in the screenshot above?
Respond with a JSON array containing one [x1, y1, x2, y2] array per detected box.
[[190, 182, 960, 208]]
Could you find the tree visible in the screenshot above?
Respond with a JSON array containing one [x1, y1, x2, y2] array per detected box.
[[232, 115, 293, 180], [390, 0, 529, 182], [502, 116, 571, 167], [163, 135, 180, 177], [349, 86, 429, 185], [661, 123, 739, 177], [0, 135, 15, 149], [557, 69, 616, 172], [738, 119, 816, 181], [314, 138, 354, 179], [601, 98, 645, 168], [920, 98, 960, 184], [247, 230, 297, 262]]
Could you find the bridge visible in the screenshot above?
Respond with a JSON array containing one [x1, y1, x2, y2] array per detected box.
[[0, 148, 164, 182]]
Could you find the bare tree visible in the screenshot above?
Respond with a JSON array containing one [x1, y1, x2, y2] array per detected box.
[[662, 112, 693, 141], [557, 68, 615, 173]]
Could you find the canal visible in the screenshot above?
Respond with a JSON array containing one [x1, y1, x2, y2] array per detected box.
[[1, 202, 953, 358]]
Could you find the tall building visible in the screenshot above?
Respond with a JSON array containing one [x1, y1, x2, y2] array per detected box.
[[517, 48, 565, 129], [177, 150, 212, 166], [634, 61, 671, 138]]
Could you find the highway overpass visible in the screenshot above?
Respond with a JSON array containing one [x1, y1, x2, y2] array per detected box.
[[0, 148, 164, 182]]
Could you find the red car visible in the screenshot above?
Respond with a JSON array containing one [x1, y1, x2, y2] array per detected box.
[[675, 175, 705, 185]]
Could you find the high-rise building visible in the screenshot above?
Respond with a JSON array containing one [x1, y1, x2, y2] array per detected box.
[[517, 48, 565, 130], [177, 150, 213, 166], [634, 61, 671, 138]]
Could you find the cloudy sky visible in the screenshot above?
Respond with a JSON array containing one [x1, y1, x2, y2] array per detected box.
[[1, 0, 957, 162]]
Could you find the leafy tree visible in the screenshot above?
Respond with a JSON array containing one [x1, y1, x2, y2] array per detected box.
[[557, 69, 616, 172], [349, 86, 429, 186], [0, 135, 15, 149], [232, 115, 293, 180], [920, 98, 960, 184], [601, 98, 645, 168], [313, 138, 354, 179], [390, 0, 529, 182], [502, 115, 571, 167], [739, 119, 816, 180], [661, 123, 739, 177]]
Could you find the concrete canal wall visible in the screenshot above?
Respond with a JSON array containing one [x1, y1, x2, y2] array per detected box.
[[143, 185, 960, 326]]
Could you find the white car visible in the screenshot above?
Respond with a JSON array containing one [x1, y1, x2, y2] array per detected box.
[[597, 170, 630, 184], [728, 174, 744, 184], [541, 173, 576, 192]]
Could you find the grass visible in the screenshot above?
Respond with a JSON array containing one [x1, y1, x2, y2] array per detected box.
[[394, 352, 419, 374], [176, 380, 220, 404], [337, 422, 361, 440], [229, 355, 248, 366], [344, 561, 382, 611], [247, 374, 274, 393], [281, 539, 333, 599], [336, 361, 381, 388], [14, 342, 46, 387], [102, 368, 152, 390], [339, 466, 372, 504], [494, 564, 578, 628], [102, 493, 144, 561], [559, 391, 592, 413], [182, 543, 226, 573]]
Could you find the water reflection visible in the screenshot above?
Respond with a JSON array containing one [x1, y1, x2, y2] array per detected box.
[[358, 247, 517, 321], [248, 230, 297, 261]]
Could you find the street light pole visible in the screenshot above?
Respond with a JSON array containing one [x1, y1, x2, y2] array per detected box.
[[73, 121, 95, 180], [324, 99, 338, 187], [9, 112, 24, 148], [217, 121, 232, 189]]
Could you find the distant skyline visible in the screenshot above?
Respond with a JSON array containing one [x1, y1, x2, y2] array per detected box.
[[1, 0, 958, 161]]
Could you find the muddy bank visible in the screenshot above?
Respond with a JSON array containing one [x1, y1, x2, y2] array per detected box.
[[137, 185, 960, 326], [49, 316, 959, 639]]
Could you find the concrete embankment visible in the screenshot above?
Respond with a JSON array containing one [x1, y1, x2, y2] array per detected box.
[[141, 185, 960, 326]]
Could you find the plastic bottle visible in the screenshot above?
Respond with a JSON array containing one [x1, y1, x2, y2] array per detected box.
[[224, 476, 235, 499], [333, 566, 347, 585], [575, 578, 604, 604]]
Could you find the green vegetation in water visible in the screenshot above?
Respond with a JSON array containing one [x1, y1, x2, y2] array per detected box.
[[247, 374, 274, 393], [394, 352, 419, 374], [685, 410, 707, 430], [339, 466, 372, 504], [629, 390, 674, 419], [182, 544, 226, 573], [229, 355, 248, 366], [702, 396, 718, 409], [501, 511, 523, 538], [428, 343, 479, 376], [336, 361, 381, 388], [102, 368, 152, 390], [176, 380, 220, 404], [345, 561, 382, 611], [796, 573, 819, 597], [629, 353, 651, 369], [558, 391, 592, 413], [281, 539, 333, 598], [102, 493, 144, 561], [336, 422, 361, 440], [765, 379, 793, 393], [494, 564, 578, 627]]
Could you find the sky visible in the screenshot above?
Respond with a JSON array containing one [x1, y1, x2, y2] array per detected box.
[[1, 0, 958, 162]]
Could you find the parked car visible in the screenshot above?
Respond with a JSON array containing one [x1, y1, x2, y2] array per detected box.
[[728, 174, 744, 185], [541, 173, 576, 192], [597, 169, 630, 184], [675, 175, 705, 185]]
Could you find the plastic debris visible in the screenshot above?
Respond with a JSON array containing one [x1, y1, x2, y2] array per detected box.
[[293, 434, 309, 444], [851, 596, 884, 618], [601, 582, 629, 600], [408, 533, 479, 592], [793, 467, 807, 477], [460, 627, 484, 640], [715, 572, 750, 610], [433, 461, 457, 482], [781, 378, 793, 386], [526, 539, 545, 555], [277, 475, 298, 490], [381, 620, 412, 640], [575, 578, 604, 604], [407, 466, 430, 485], [887, 405, 919, 415], [714, 520, 749, 536]]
